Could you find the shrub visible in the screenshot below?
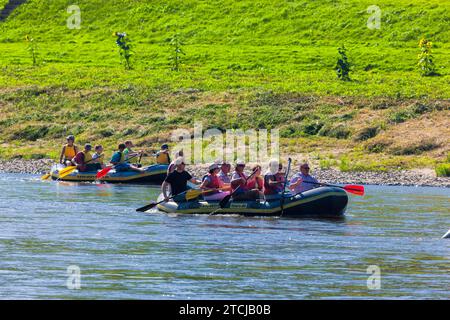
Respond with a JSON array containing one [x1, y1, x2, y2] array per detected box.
[[25, 35, 39, 66], [391, 139, 440, 155], [318, 124, 351, 139], [417, 38, 439, 76], [11, 125, 49, 141], [354, 125, 380, 141], [169, 33, 185, 72], [389, 110, 412, 124], [335, 45, 351, 81], [435, 163, 450, 177], [114, 32, 134, 70], [99, 128, 115, 137], [365, 140, 392, 153], [301, 120, 324, 136]]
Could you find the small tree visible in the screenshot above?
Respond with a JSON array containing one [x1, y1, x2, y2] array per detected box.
[[25, 35, 39, 66], [335, 45, 351, 81], [114, 32, 133, 70], [417, 38, 438, 76], [169, 33, 185, 72]]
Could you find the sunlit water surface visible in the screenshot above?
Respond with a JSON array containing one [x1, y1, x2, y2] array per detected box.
[[0, 173, 449, 299]]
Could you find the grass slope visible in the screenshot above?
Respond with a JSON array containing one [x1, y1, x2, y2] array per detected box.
[[0, 0, 449, 171]]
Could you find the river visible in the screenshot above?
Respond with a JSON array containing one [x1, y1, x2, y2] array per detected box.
[[0, 173, 448, 299]]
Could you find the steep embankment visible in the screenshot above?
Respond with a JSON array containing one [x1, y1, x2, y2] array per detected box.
[[0, 0, 448, 172]]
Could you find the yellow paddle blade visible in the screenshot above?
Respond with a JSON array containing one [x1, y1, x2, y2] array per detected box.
[[58, 166, 77, 179], [185, 189, 203, 201], [58, 166, 76, 175], [41, 173, 51, 180]]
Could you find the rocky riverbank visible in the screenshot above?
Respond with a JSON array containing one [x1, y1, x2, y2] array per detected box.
[[0, 159, 449, 187]]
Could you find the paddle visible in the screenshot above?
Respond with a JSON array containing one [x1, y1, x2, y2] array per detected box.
[[280, 158, 292, 217], [57, 165, 78, 179], [218, 168, 259, 209], [136, 188, 200, 212], [442, 229, 450, 239], [300, 180, 365, 196], [185, 187, 230, 201], [96, 153, 140, 180], [41, 172, 52, 180]]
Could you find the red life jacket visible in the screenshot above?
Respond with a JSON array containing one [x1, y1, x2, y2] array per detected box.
[[205, 174, 221, 189], [247, 176, 263, 191]]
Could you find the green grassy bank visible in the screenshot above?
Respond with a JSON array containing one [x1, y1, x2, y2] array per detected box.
[[0, 0, 449, 173]]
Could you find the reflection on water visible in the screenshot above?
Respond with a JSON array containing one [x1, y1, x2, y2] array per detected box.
[[0, 173, 449, 299]]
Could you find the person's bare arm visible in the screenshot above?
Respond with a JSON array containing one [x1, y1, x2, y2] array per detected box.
[[59, 146, 65, 164]]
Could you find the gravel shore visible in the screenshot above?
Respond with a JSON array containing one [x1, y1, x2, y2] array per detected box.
[[0, 159, 449, 188]]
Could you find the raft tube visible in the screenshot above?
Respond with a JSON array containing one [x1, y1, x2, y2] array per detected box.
[[443, 229, 450, 239], [154, 186, 348, 218], [51, 164, 168, 184]]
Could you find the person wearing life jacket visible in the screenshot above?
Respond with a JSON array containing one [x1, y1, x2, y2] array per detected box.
[[92, 145, 105, 170], [199, 163, 229, 201], [264, 159, 285, 200], [110, 143, 145, 173], [230, 160, 260, 201], [124, 140, 143, 167], [72, 144, 97, 172], [156, 144, 171, 165], [247, 165, 264, 196], [59, 135, 79, 166]]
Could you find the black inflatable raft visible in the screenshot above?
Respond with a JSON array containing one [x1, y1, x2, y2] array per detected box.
[[154, 186, 348, 218]]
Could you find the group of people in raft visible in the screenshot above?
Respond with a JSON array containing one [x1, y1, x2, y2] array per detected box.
[[58, 135, 320, 202], [163, 155, 320, 203], [59, 135, 171, 173]]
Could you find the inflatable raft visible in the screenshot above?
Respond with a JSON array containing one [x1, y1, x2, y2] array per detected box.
[[50, 164, 168, 184], [154, 186, 348, 218]]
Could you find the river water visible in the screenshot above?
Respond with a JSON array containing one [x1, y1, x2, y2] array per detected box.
[[0, 173, 448, 299]]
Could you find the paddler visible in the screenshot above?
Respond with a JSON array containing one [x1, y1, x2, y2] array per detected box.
[[161, 157, 200, 202], [110, 143, 145, 173], [288, 162, 319, 194], [167, 149, 184, 174], [124, 140, 143, 167], [218, 160, 231, 184], [199, 163, 229, 201], [72, 143, 97, 172], [92, 145, 105, 170], [59, 135, 79, 167], [263, 159, 285, 200], [155, 144, 171, 165], [230, 160, 260, 201]]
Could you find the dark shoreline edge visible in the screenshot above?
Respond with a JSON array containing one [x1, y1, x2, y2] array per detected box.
[[1, 159, 449, 188]]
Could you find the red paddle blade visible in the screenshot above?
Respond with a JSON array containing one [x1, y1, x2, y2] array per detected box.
[[343, 184, 365, 196], [96, 166, 112, 179]]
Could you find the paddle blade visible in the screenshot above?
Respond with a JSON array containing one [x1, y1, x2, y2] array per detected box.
[[343, 184, 365, 196], [136, 201, 157, 212], [219, 194, 232, 208], [185, 189, 202, 201], [96, 166, 112, 179], [58, 166, 77, 179], [58, 166, 76, 175], [41, 173, 51, 180]]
